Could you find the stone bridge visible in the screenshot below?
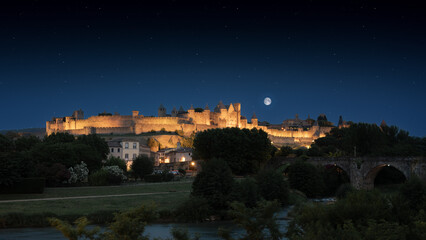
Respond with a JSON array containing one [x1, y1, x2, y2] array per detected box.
[[281, 157, 426, 189]]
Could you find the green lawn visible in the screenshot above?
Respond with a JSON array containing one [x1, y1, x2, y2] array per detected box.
[[0, 181, 192, 217]]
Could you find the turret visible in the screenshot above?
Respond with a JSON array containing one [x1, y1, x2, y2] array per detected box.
[[204, 104, 211, 125], [158, 104, 166, 117], [251, 112, 258, 126], [171, 107, 178, 117], [132, 111, 139, 117], [188, 104, 195, 120]]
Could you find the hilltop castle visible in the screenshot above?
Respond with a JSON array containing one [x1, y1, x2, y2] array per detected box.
[[46, 101, 343, 146]]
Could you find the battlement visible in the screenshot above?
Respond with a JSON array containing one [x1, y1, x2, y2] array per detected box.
[[45, 102, 338, 146]]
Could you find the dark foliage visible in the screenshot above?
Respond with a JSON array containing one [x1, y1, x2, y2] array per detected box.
[[310, 123, 425, 157], [105, 156, 127, 173], [191, 158, 235, 209], [286, 185, 426, 240], [193, 128, 273, 175], [36, 163, 71, 187], [230, 177, 261, 208], [287, 161, 325, 198], [175, 196, 212, 222], [256, 169, 289, 205], [131, 155, 154, 180]]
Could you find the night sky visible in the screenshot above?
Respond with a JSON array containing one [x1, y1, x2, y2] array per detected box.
[[1, 1, 425, 137]]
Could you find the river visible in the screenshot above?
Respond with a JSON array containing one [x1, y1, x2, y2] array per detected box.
[[0, 208, 291, 240]]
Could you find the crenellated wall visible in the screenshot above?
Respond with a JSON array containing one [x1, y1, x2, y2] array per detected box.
[[46, 103, 334, 146]]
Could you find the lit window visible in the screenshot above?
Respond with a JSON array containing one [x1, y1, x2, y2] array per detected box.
[[125, 154, 129, 159], [125, 143, 129, 149], [133, 143, 137, 149]]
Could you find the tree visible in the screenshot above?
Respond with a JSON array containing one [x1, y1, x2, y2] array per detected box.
[[44, 132, 75, 144], [256, 169, 289, 205], [191, 158, 235, 209], [14, 135, 41, 152], [131, 155, 154, 180], [287, 161, 325, 198], [219, 200, 283, 240], [105, 156, 127, 172], [0, 134, 13, 153], [310, 123, 426, 157], [193, 128, 273, 175]]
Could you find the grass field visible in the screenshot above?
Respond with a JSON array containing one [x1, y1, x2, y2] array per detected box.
[[0, 181, 192, 226]]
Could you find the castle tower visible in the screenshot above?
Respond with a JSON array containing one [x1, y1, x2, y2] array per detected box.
[[171, 107, 178, 117], [204, 104, 211, 125], [158, 104, 166, 117], [73, 109, 84, 119], [251, 112, 258, 127], [132, 111, 139, 117], [338, 116, 344, 128], [188, 104, 195, 120]]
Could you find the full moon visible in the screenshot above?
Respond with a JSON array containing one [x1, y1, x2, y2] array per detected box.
[[264, 97, 272, 106]]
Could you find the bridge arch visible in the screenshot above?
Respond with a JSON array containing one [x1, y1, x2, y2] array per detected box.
[[364, 163, 408, 189]]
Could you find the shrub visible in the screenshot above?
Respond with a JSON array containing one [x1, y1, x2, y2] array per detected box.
[[230, 177, 261, 208], [335, 183, 355, 199], [131, 155, 154, 180], [144, 174, 163, 182], [287, 161, 325, 198], [0, 177, 45, 194], [399, 176, 426, 211], [191, 158, 235, 209], [89, 166, 126, 186], [89, 168, 109, 186], [36, 163, 71, 187], [68, 161, 89, 184], [256, 169, 289, 205], [105, 156, 127, 173], [175, 197, 212, 222]]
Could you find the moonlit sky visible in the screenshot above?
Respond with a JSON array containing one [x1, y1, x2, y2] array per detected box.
[[0, 1, 425, 136]]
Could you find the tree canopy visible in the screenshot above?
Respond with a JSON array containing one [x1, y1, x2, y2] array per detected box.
[[309, 123, 426, 157], [193, 128, 273, 175]]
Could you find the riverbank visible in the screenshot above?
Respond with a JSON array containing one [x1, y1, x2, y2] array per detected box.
[[0, 181, 192, 228]]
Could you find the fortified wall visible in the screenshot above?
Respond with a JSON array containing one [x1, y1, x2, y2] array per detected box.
[[46, 102, 340, 146]]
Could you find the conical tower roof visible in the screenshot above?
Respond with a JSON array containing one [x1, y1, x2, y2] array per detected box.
[[252, 112, 257, 119], [204, 104, 210, 110], [218, 100, 226, 109]]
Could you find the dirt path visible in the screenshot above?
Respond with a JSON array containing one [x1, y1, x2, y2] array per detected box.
[[0, 191, 190, 203]]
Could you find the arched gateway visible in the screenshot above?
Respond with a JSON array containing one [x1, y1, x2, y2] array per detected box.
[[281, 157, 426, 189]]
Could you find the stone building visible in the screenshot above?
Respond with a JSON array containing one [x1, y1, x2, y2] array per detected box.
[[46, 101, 343, 147]]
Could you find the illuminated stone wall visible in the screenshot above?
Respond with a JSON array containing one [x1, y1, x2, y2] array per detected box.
[[46, 102, 334, 146]]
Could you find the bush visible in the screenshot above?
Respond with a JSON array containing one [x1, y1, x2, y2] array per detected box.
[[89, 166, 126, 186], [144, 171, 175, 182], [399, 176, 426, 211], [68, 161, 89, 184], [144, 174, 163, 182], [89, 168, 109, 186], [191, 158, 235, 209], [131, 155, 154, 180], [0, 177, 45, 194], [335, 183, 354, 199], [287, 161, 325, 198], [230, 177, 260, 208], [105, 156, 127, 173], [256, 169, 289, 205], [36, 163, 71, 187], [175, 197, 212, 222]]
